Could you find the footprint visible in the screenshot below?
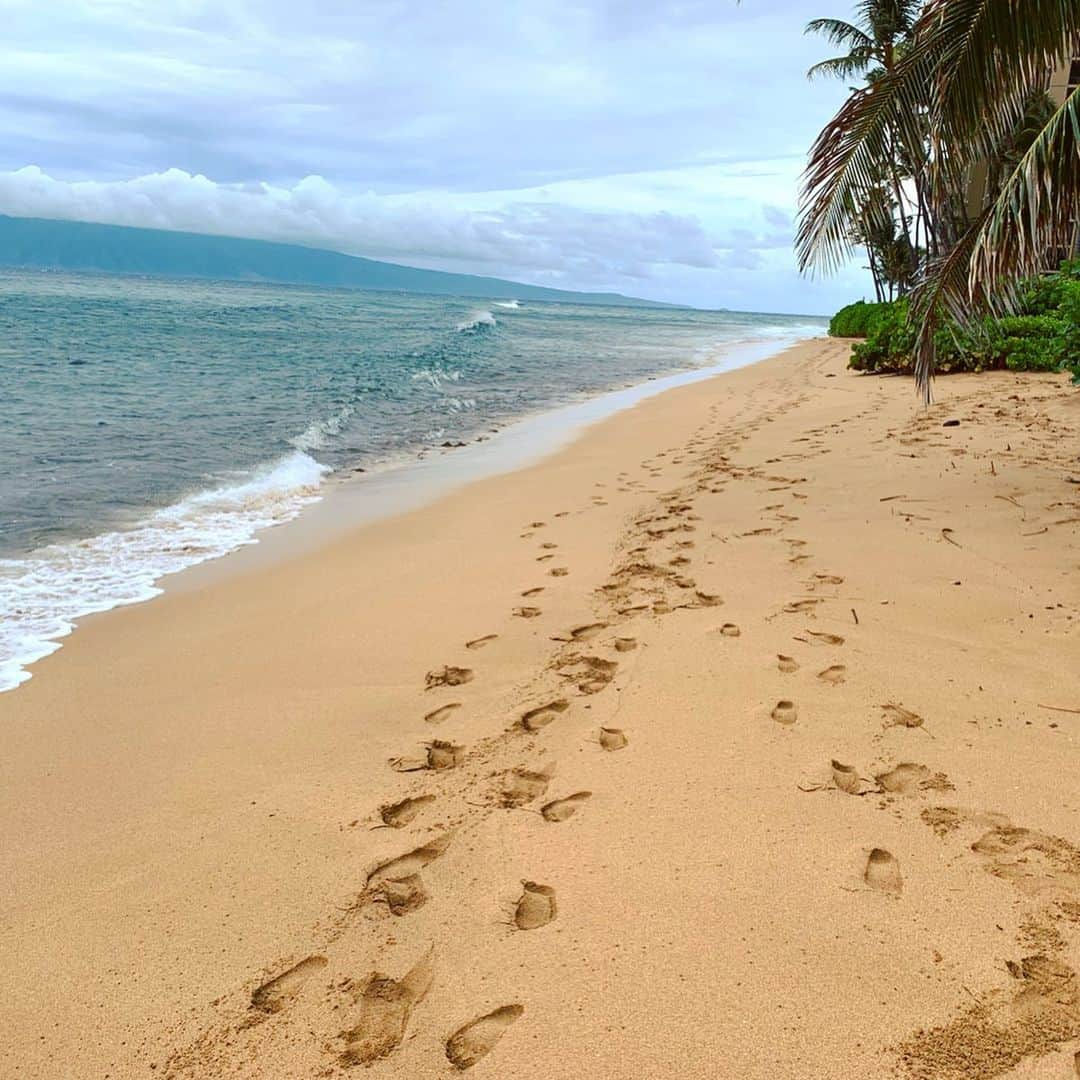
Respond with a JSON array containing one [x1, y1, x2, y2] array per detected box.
[[693, 591, 722, 607], [864, 848, 903, 896], [970, 824, 1080, 895], [427, 741, 465, 770], [445, 1005, 524, 1070], [549, 567, 569, 577], [813, 573, 845, 585], [805, 630, 845, 646], [881, 702, 924, 729], [513, 606, 542, 618], [784, 598, 821, 614], [536, 554, 555, 562], [390, 741, 465, 772], [539, 541, 558, 550], [831, 759, 862, 794], [817, 664, 847, 685], [340, 950, 435, 1065], [424, 703, 461, 725], [599, 727, 628, 751], [251, 955, 328, 1014], [541, 792, 592, 822], [771, 700, 798, 725], [614, 637, 638, 652], [368, 832, 453, 888], [519, 699, 570, 732], [875, 763, 952, 795], [426, 666, 474, 689], [514, 882, 557, 930], [568, 622, 607, 642], [380, 794, 436, 828], [559, 655, 618, 694], [465, 635, 498, 651], [521, 587, 544, 598], [777, 654, 800, 673], [501, 762, 556, 807], [371, 874, 429, 916], [719, 623, 741, 637]]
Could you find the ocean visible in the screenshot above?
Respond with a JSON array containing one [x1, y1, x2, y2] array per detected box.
[[0, 268, 825, 690]]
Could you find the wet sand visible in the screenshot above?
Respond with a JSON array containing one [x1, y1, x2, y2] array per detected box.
[[2, 337, 1079, 1079]]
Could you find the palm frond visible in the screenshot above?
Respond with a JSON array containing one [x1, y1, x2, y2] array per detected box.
[[805, 17, 874, 51], [915, 0, 1080, 188], [911, 86, 1080, 395], [969, 84, 1080, 307], [909, 214, 987, 400], [807, 51, 874, 81], [796, 50, 931, 275]]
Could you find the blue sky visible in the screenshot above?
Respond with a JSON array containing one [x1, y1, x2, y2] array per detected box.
[[0, 1, 873, 312]]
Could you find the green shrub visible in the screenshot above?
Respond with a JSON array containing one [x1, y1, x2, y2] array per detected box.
[[848, 300, 914, 371], [829, 300, 891, 337], [843, 258, 1080, 379]]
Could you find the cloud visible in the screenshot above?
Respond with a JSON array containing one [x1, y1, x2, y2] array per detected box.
[[0, 1, 874, 311], [0, 165, 720, 279]]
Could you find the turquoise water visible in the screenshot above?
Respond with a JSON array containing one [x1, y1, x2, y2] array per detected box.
[[0, 268, 824, 688]]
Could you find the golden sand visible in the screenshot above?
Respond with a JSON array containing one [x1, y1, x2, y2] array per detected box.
[[2, 337, 1079, 1078]]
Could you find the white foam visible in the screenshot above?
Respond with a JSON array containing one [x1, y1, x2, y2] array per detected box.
[[455, 309, 496, 332], [0, 451, 328, 692], [290, 405, 356, 452], [493, 300, 520, 309], [411, 367, 463, 388]]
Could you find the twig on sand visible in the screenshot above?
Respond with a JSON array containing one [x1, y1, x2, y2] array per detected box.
[[851, 607, 859, 625], [1037, 703, 1080, 716], [940, 528, 960, 547]]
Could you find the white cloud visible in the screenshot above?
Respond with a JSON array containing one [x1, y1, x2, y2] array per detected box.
[[0, 1, 876, 312], [0, 164, 718, 273]]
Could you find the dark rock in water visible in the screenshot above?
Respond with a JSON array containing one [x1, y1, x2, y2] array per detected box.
[[440, 440, 466, 448], [353, 466, 366, 472]]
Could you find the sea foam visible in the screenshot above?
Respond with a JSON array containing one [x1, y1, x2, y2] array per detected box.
[[455, 309, 496, 332], [0, 451, 328, 691]]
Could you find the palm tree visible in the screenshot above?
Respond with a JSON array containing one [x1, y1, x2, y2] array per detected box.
[[806, 0, 920, 82], [805, 0, 924, 297], [797, 0, 1080, 399]]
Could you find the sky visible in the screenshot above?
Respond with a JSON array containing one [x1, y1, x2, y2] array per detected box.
[[0, 0, 874, 313]]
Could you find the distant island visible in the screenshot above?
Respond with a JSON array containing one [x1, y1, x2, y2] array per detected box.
[[0, 215, 675, 308]]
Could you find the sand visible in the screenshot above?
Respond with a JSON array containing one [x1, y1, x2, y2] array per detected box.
[[2, 337, 1080, 1079]]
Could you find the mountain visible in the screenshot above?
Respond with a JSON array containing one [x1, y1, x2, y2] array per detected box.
[[0, 215, 674, 307]]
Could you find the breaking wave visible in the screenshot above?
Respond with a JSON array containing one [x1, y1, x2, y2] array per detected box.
[[0, 451, 329, 691], [455, 309, 496, 332]]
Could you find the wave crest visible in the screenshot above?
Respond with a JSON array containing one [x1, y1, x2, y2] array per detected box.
[[455, 309, 496, 332], [0, 451, 329, 691]]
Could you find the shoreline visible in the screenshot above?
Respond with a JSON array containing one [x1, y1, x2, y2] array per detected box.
[[2, 337, 1079, 1079], [0, 333, 813, 689]]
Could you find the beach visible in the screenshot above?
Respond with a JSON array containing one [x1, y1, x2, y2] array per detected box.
[[3, 335, 1079, 1078]]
